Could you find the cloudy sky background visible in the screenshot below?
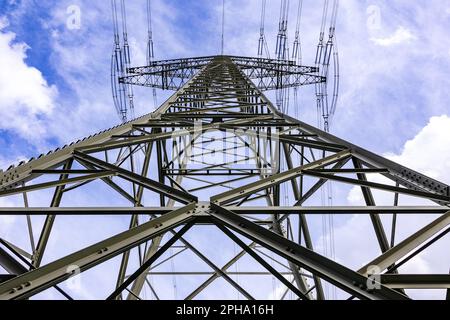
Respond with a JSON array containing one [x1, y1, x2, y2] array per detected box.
[[0, 0, 449, 300]]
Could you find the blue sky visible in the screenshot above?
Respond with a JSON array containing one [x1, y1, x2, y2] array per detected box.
[[0, 0, 450, 300]]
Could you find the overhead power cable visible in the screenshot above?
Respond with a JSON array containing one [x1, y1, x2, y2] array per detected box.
[[221, 0, 225, 55], [147, 0, 158, 110], [315, 0, 339, 132]]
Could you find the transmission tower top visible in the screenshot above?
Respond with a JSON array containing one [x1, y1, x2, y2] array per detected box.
[[119, 55, 324, 91]]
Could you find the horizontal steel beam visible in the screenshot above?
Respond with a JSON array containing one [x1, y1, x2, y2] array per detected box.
[[137, 272, 450, 289], [2, 206, 448, 216], [163, 169, 263, 176], [146, 271, 298, 276], [31, 169, 107, 175], [380, 274, 450, 289], [228, 206, 450, 215]]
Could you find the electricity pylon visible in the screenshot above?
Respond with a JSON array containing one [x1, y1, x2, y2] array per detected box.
[[0, 56, 449, 300]]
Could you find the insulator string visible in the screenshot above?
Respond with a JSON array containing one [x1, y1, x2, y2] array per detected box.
[[292, 0, 303, 64], [257, 0, 270, 58], [147, 0, 158, 110]]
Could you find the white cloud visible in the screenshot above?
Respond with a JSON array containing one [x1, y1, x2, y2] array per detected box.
[[386, 115, 450, 180], [0, 17, 57, 146], [348, 114, 450, 207], [348, 115, 450, 209], [13, 0, 188, 147], [370, 26, 417, 47]]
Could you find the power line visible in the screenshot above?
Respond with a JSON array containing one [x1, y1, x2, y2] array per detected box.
[[314, 0, 340, 300], [292, 0, 303, 64], [147, 0, 158, 110], [257, 0, 270, 59], [275, 0, 291, 113], [120, 0, 135, 120], [221, 0, 225, 55], [275, 0, 289, 61]]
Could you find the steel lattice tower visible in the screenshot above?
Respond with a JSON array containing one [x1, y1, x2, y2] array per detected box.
[[0, 55, 449, 300]]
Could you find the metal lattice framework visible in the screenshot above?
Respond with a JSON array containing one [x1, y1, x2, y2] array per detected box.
[[0, 56, 449, 300], [119, 55, 324, 91]]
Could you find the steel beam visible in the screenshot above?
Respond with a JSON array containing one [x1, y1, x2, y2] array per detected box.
[[108, 221, 195, 300], [380, 274, 450, 289], [359, 211, 450, 275], [73, 151, 197, 204], [216, 223, 309, 300], [303, 170, 450, 203], [211, 150, 351, 205], [209, 204, 409, 300], [0, 203, 197, 300], [276, 112, 450, 202], [33, 160, 73, 267], [3, 206, 448, 216], [352, 158, 391, 254]]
